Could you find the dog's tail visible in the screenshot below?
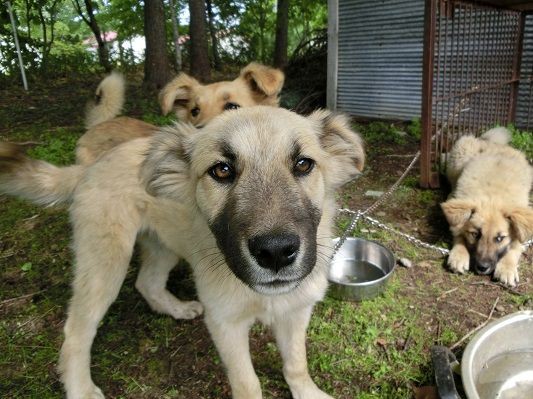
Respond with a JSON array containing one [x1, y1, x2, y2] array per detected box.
[[481, 127, 511, 145], [0, 143, 84, 207], [85, 71, 126, 128]]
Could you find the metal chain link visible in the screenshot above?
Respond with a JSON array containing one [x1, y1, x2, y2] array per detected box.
[[333, 154, 533, 258], [337, 209, 533, 257], [332, 151, 421, 254], [338, 209, 450, 256]]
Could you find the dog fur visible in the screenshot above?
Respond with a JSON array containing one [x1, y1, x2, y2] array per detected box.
[[441, 127, 533, 286], [76, 63, 284, 165], [0, 107, 364, 399]]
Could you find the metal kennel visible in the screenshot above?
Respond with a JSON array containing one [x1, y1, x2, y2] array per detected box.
[[420, 0, 533, 187]]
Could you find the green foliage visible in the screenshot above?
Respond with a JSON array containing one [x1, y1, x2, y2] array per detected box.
[[308, 281, 431, 397], [507, 124, 533, 160], [357, 121, 408, 145], [406, 118, 422, 140], [1, 0, 328, 79], [26, 129, 78, 165], [142, 113, 176, 126]]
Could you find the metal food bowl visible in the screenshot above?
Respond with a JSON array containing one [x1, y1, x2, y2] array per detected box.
[[328, 237, 395, 301], [461, 310, 533, 399]]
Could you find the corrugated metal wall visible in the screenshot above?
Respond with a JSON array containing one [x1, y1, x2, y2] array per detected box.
[[336, 0, 533, 127], [337, 0, 425, 120], [516, 14, 533, 129]]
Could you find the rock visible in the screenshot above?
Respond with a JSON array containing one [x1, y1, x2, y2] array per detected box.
[[364, 190, 384, 198], [495, 304, 505, 313], [398, 258, 413, 268]]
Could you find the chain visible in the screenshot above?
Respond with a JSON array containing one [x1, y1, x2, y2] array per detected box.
[[338, 209, 450, 256], [332, 151, 421, 254]]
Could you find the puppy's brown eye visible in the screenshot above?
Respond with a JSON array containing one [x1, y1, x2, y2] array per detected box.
[[209, 162, 235, 183], [191, 107, 200, 117], [494, 235, 505, 243], [224, 102, 240, 111], [294, 158, 315, 176]]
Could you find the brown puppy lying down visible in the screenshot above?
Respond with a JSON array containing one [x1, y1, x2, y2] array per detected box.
[[76, 63, 284, 164], [441, 127, 533, 286]]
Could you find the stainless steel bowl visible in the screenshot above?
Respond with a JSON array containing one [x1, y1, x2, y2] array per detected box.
[[462, 310, 533, 399], [328, 237, 395, 301]]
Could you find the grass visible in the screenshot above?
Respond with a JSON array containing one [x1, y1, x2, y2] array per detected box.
[[507, 123, 533, 160], [1, 78, 532, 398]]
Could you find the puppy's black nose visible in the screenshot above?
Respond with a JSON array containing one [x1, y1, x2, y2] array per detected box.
[[248, 233, 300, 272], [475, 260, 494, 275]]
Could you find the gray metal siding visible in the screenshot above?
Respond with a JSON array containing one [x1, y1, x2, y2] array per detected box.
[[337, 0, 425, 120], [516, 14, 533, 129]]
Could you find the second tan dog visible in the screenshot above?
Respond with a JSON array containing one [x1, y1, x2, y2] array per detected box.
[[76, 63, 284, 164], [441, 127, 533, 286]]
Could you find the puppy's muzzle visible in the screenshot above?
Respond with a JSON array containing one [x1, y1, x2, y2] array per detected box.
[[248, 233, 300, 273], [474, 258, 496, 275]]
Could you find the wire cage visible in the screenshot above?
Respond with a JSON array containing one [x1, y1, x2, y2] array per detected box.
[[420, 0, 532, 187]]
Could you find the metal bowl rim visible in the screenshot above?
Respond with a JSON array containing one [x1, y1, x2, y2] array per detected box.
[[328, 237, 396, 287], [461, 310, 533, 399]]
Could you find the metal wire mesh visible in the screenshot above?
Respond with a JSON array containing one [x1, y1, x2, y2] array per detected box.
[[421, 0, 525, 187]]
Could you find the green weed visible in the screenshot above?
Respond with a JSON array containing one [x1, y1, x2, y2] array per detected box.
[[357, 121, 407, 146], [142, 114, 176, 126], [406, 118, 422, 140], [507, 124, 533, 160]]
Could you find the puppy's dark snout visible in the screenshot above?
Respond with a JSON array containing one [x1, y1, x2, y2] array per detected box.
[[249, 233, 300, 272], [475, 259, 495, 275]]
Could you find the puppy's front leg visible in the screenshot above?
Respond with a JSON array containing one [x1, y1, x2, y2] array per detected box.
[[494, 241, 522, 286], [204, 314, 262, 399], [273, 306, 333, 399], [447, 236, 470, 274]]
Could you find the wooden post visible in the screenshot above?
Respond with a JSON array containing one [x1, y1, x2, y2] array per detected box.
[[421, 0, 437, 188]]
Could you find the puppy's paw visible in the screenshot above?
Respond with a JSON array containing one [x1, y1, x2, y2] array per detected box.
[[494, 263, 519, 287], [87, 386, 105, 399], [172, 300, 204, 320], [71, 384, 104, 399], [447, 246, 470, 274], [291, 386, 333, 399], [288, 379, 334, 399]]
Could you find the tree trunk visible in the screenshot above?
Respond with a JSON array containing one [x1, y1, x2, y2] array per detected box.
[[273, 0, 289, 68], [73, 0, 111, 72], [37, 0, 59, 72], [144, 0, 173, 88], [205, 0, 221, 71], [169, 0, 182, 71], [188, 0, 210, 81]]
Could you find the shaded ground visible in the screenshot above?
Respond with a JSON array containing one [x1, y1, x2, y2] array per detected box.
[[0, 75, 531, 399]]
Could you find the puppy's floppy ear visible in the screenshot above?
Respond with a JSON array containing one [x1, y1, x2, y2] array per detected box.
[[309, 110, 365, 189], [159, 73, 201, 115], [239, 62, 285, 105], [441, 199, 475, 227], [140, 123, 197, 201], [505, 207, 533, 242]]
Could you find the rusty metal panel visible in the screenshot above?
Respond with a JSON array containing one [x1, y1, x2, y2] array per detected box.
[[336, 0, 425, 120], [516, 14, 533, 129], [420, 0, 524, 187]]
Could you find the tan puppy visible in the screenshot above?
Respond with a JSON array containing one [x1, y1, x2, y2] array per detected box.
[[76, 63, 284, 164], [0, 107, 364, 399], [441, 127, 533, 286]]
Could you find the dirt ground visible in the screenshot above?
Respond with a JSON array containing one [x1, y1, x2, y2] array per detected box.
[[0, 75, 531, 399]]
